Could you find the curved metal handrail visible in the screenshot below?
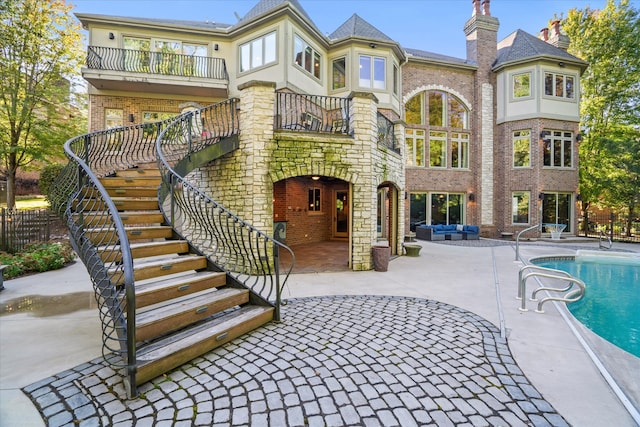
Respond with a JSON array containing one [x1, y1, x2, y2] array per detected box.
[[517, 264, 572, 300], [517, 264, 585, 313], [515, 223, 541, 261], [49, 135, 139, 394], [156, 99, 295, 321]]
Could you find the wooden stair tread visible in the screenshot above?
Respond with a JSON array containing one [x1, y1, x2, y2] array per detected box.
[[135, 287, 250, 348], [135, 306, 274, 384], [97, 240, 189, 262], [131, 254, 206, 268], [138, 305, 272, 360], [116, 169, 161, 177], [135, 271, 226, 308], [137, 287, 248, 326], [136, 271, 226, 295]]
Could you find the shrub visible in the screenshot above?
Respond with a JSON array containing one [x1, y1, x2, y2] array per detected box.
[[39, 164, 65, 203], [0, 241, 75, 279]]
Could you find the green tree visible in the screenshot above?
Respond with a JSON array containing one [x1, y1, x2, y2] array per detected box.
[[0, 0, 85, 209], [562, 0, 640, 232]]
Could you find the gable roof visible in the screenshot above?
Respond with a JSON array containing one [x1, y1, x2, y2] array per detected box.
[[494, 30, 587, 71], [329, 14, 394, 43]]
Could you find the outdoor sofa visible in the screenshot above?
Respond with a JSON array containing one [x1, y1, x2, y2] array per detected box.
[[416, 224, 480, 241]]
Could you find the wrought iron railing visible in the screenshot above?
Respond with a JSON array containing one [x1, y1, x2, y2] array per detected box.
[[275, 92, 350, 134], [157, 99, 295, 320], [48, 123, 167, 393], [377, 112, 400, 154], [87, 46, 228, 80]]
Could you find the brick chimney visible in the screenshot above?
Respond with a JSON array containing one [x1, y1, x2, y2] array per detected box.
[[547, 19, 570, 50], [539, 27, 549, 41], [465, 0, 499, 67], [464, 0, 499, 228]]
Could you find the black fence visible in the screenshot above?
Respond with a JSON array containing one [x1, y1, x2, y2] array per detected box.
[[580, 211, 640, 243], [0, 208, 57, 253]]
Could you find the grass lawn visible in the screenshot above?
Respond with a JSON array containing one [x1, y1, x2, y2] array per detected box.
[[4, 196, 50, 210]]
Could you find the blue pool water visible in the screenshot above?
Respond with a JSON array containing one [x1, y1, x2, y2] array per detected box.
[[534, 253, 640, 358]]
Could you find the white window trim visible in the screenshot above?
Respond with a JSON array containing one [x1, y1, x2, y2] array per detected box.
[[542, 70, 578, 101], [511, 71, 533, 101], [239, 31, 277, 74], [511, 191, 531, 225]]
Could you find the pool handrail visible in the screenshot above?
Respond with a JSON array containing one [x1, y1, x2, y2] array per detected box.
[[517, 264, 585, 313], [515, 223, 541, 261], [517, 264, 573, 300]]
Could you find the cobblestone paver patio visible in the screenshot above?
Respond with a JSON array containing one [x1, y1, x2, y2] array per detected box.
[[23, 295, 568, 426]]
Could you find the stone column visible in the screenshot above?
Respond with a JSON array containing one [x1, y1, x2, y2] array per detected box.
[[348, 92, 378, 270]]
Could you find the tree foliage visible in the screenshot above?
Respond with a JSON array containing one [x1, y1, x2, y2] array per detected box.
[[562, 0, 640, 220], [0, 0, 85, 209]]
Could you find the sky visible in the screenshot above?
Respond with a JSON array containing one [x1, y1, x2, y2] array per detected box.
[[70, 0, 637, 59]]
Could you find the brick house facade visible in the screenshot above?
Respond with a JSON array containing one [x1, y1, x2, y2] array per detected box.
[[76, 0, 586, 270]]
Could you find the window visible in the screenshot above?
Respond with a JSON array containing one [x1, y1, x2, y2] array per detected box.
[[409, 193, 427, 226], [308, 188, 321, 212], [512, 192, 530, 224], [393, 64, 399, 95], [544, 72, 575, 99], [405, 129, 425, 166], [428, 91, 445, 126], [513, 72, 531, 98], [405, 90, 470, 169], [123, 37, 150, 72], [451, 132, 469, 169], [431, 193, 463, 225], [405, 93, 423, 125], [294, 35, 321, 79], [543, 130, 573, 167], [142, 112, 175, 123], [542, 192, 572, 233], [240, 31, 276, 72], [429, 131, 447, 167], [105, 108, 123, 129], [359, 55, 385, 89], [332, 57, 346, 89], [513, 130, 531, 167]]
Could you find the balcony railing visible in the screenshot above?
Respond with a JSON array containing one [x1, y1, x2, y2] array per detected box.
[[377, 112, 400, 154], [86, 46, 228, 80], [275, 92, 350, 134]]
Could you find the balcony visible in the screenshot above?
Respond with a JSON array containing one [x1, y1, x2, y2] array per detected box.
[[275, 92, 351, 135], [83, 46, 229, 98]]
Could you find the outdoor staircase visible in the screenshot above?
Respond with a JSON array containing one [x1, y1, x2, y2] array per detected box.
[[82, 164, 274, 387]]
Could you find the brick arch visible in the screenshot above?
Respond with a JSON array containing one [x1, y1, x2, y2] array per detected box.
[[403, 85, 473, 111]]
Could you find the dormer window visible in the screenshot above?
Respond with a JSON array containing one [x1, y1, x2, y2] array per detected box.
[[359, 55, 385, 89], [294, 35, 321, 79]]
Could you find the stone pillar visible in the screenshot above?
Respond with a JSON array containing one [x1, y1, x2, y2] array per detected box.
[[348, 92, 378, 271], [236, 81, 276, 232]]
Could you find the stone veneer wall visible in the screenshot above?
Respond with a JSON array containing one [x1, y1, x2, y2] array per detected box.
[[191, 81, 404, 271]]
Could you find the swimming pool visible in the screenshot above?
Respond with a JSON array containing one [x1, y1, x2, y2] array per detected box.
[[532, 251, 640, 358]]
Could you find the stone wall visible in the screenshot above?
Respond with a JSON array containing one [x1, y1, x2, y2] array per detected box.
[[191, 82, 404, 271]]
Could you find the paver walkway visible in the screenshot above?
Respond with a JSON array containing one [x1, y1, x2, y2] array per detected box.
[[23, 295, 567, 427]]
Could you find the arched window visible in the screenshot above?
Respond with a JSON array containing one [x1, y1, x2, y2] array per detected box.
[[404, 90, 470, 169]]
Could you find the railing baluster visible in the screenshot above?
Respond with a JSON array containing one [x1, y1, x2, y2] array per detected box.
[[85, 46, 228, 80]]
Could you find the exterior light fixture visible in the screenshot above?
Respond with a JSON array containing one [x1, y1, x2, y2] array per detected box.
[[311, 176, 320, 181]]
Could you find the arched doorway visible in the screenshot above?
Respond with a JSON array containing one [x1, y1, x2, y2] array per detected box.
[[377, 183, 399, 255], [273, 175, 350, 272]]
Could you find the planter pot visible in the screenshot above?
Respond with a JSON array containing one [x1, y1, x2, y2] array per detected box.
[[372, 244, 390, 272]]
